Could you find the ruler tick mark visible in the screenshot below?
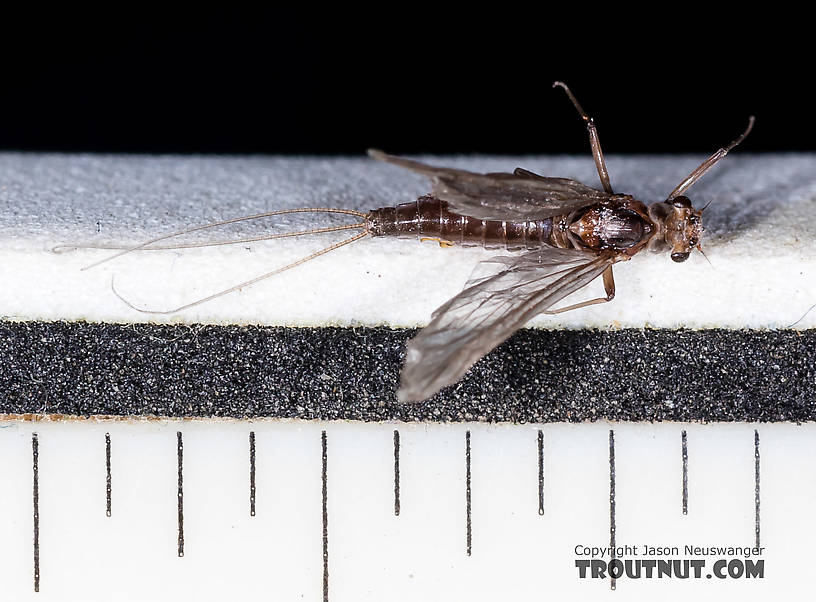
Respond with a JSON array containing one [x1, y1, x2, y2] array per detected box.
[[754, 429, 761, 549], [249, 431, 256, 517], [393, 430, 401, 517], [681, 430, 688, 515], [33, 432, 40, 593], [466, 430, 472, 557], [177, 431, 184, 558], [609, 429, 616, 591], [322, 430, 329, 602], [105, 432, 112, 517], [537, 430, 545, 516]]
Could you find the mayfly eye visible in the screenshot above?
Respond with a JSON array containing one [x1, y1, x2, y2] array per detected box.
[[671, 252, 690, 263], [671, 196, 692, 209], [689, 238, 698, 247]]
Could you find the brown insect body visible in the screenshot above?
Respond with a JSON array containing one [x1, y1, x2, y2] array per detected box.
[[361, 80, 752, 402], [367, 196, 553, 251], [367, 194, 659, 258], [565, 198, 652, 253], [73, 83, 752, 404]]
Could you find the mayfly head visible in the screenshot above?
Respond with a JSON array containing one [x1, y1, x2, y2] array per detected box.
[[648, 115, 755, 263], [663, 195, 703, 262], [647, 196, 704, 262]]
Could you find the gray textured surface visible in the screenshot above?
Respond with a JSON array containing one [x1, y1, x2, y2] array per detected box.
[[0, 152, 814, 328], [0, 153, 814, 422], [0, 321, 813, 422]]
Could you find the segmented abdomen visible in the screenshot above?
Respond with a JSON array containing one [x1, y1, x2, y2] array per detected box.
[[366, 196, 553, 250]]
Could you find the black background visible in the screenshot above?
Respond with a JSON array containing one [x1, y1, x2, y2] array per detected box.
[[0, 10, 808, 156]]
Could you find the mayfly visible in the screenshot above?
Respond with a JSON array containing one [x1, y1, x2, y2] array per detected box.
[[63, 82, 754, 402]]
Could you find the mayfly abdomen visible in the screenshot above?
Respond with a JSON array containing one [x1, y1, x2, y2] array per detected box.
[[367, 195, 552, 250]]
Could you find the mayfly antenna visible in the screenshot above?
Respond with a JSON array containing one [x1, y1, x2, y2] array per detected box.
[[667, 116, 755, 201]]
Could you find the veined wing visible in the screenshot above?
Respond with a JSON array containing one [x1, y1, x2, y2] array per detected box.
[[398, 247, 614, 402], [368, 149, 611, 221]]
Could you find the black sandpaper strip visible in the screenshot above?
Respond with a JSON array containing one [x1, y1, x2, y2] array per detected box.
[[0, 321, 813, 422]]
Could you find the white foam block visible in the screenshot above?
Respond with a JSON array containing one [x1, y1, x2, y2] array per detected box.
[[0, 153, 814, 328]]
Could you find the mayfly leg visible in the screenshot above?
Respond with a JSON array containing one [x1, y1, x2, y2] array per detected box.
[[553, 81, 613, 194], [543, 264, 615, 314]]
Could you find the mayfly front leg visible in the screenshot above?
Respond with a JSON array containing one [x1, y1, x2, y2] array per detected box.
[[543, 264, 616, 315], [553, 81, 614, 194]]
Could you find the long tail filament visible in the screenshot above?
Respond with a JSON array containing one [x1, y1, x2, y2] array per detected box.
[[53, 207, 368, 270], [111, 229, 370, 314], [58, 207, 371, 314]]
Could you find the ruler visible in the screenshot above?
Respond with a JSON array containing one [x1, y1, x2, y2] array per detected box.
[[0, 419, 804, 601]]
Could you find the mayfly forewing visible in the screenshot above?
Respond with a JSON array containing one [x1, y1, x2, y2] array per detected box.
[[513, 167, 550, 180], [398, 248, 614, 403], [367, 149, 469, 180], [369, 149, 611, 222]]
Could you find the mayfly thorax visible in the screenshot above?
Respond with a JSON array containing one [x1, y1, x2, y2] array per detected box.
[[58, 82, 754, 403]]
